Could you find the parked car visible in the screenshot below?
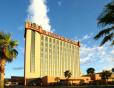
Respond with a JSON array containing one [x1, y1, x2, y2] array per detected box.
[[28, 78, 42, 86], [5, 82, 11, 86], [12, 82, 18, 86]]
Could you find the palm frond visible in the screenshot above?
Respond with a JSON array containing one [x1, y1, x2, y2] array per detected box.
[[94, 27, 114, 40], [0, 32, 18, 62], [100, 33, 114, 46], [111, 40, 114, 45], [98, 1, 114, 27], [0, 49, 4, 58], [6, 49, 18, 63], [4, 47, 10, 59], [4, 33, 11, 44], [0, 32, 4, 39], [6, 58, 12, 63], [7, 49, 18, 62], [106, 2, 114, 11], [0, 39, 5, 47], [98, 13, 114, 26], [10, 40, 18, 48], [11, 49, 18, 58]]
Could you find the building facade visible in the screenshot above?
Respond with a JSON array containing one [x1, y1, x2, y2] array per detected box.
[[24, 22, 80, 84]]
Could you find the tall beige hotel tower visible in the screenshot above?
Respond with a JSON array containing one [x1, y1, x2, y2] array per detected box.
[[24, 22, 80, 84]]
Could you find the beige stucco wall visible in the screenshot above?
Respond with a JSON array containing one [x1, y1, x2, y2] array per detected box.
[[24, 30, 41, 79]]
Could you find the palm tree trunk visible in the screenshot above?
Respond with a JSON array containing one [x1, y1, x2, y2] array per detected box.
[[0, 72, 4, 88], [0, 59, 6, 88]]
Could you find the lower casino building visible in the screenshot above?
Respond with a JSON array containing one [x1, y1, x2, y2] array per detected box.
[[24, 22, 81, 85]]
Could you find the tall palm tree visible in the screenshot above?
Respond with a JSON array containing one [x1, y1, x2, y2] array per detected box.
[[87, 67, 95, 80], [94, 0, 114, 46], [0, 32, 18, 88]]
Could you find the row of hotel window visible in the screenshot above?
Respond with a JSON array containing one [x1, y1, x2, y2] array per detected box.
[[40, 35, 79, 49], [40, 35, 79, 58]]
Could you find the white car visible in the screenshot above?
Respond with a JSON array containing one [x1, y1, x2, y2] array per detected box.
[[5, 82, 11, 86]]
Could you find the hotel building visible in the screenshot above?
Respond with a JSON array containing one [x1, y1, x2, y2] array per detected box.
[[24, 22, 80, 84]]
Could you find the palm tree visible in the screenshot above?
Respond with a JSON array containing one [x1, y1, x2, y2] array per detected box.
[[87, 67, 95, 80], [94, 0, 114, 46], [64, 70, 72, 86], [64, 70, 72, 79], [112, 68, 114, 73], [100, 70, 112, 84], [0, 32, 18, 88]]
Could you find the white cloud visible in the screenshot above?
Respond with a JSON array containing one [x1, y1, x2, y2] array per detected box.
[[75, 33, 114, 73], [102, 66, 113, 71], [74, 33, 94, 42], [58, 1, 62, 6], [80, 41, 114, 71], [80, 44, 107, 64], [111, 50, 114, 54], [27, 0, 51, 31], [81, 33, 94, 41]]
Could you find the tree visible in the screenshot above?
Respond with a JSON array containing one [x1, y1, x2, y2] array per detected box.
[[112, 68, 114, 73], [0, 32, 18, 88], [87, 67, 95, 80], [64, 70, 72, 86], [94, 0, 114, 46], [100, 70, 112, 84], [64, 70, 72, 79]]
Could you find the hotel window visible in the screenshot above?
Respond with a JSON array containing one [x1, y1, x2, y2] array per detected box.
[[49, 44, 52, 48], [45, 36, 48, 42], [45, 43, 48, 47], [41, 48, 43, 52], [53, 39, 55, 43], [41, 42, 44, 46], [41, 35, 44, 40], [41, 53, 43, 57], [49, 49, 52, 53], [63, 42, 65, 46], [49, 38, 52, 42], [53, 45, 55, 48], [60, 41, 62, 46], [70, 44, 71, 48], [45, 48, 48, 52]]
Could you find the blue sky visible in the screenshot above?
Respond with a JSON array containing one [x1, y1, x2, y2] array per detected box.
[[0, 0, 114, 78]]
